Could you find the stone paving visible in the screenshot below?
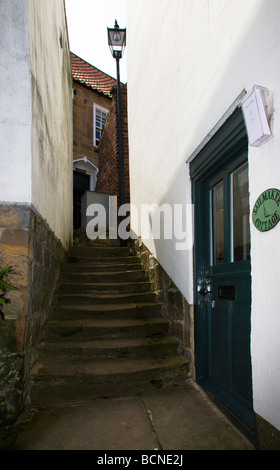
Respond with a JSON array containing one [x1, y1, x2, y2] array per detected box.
[[0, 382, 255, 450]]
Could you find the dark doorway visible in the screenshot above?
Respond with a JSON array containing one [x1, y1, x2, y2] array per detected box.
[[73, 169, 90, 229]]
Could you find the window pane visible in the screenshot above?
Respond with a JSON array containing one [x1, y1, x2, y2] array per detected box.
[[94, 107, 108, 145], [101, 114, 106, 127], [232, 163, 250, 261], [212, 180, 224, 265], [96, 116, 101, 128]]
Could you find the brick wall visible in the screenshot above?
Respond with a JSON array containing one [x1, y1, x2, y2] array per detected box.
[[97, 84, 130, 206]]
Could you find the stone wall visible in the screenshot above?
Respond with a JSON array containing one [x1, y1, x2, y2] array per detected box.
[[73, 82, 112, 167], [0, 204, 65, 426], [133, 238, 194, 379]]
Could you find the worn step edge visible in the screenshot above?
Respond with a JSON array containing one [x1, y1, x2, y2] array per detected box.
[[62, 263, 142, 273], [53, 292, 158, 305], [37, 336, 180, 359], [42, 317, 169, 340], [56, 281, 153, 294], [43, 317, 169, 329], [65, 256, 140, 264], [60, 270, 148, 282], [50, 302, 163, 320], [69, 246, 132, 254], [30, 376, 190, 406], [30, 355, 189, 381]]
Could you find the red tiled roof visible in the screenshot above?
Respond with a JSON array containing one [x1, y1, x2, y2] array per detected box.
[[70, 52, 117, 97]]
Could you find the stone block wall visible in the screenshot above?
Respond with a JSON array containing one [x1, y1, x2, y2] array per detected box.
[[97, 84, 130, 206], [72, 82, 112, 167], [0, 204, 65, 425], [133, 238, 194, 379]]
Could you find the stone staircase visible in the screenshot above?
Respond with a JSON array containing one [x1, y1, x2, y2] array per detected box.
[[30, 242, 189, 407]]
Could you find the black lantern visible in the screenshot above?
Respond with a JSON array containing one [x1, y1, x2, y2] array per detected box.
[[107, 20, 126, 59]]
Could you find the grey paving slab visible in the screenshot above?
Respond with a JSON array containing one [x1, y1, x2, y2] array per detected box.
[[0, 383, 255, 451], [141, 383, 254, 450], [11, 397, 158, 450]]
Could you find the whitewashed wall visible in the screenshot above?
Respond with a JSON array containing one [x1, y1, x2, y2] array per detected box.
[[0, 0, 32, 203], [28, 0, 73, 248], [0, 0, 72, 249], [126, 0, 280, 431]]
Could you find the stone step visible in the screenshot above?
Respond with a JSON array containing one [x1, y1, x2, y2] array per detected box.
[[73, 230, 122, 247], [29, 241, 191, 410], [30, 355, 189, 406], [56, 281, 153, 295], [60, 270, 148, 283], [62, 262, 142, 273], [60, 268, 148, 283], [42, 317, 170, 341], [37, 336, 180, 359], [65, 255, 141, 266], [50, 302, 163, 321], [53, 291, 158, 306], [69, 245, 133, 258]]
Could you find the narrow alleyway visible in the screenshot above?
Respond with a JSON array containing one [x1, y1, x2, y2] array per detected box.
[[0, 236, 255, 450]]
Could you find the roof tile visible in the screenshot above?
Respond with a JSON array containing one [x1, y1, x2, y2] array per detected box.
[[70, 52, 117, 97]]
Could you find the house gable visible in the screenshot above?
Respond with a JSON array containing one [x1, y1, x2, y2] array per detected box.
[[70, 53, 117, 168]]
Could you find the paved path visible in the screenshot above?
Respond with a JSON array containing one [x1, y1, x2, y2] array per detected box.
[[0, 382, 255, 450]]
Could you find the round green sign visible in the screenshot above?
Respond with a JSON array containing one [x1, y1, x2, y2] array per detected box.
[[252, 188, 280, 232]]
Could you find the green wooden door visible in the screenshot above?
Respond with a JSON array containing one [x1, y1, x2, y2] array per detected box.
[[191, 108, 255, 432]]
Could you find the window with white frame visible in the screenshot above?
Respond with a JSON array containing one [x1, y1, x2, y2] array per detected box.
[[94, 105, 108, 146]]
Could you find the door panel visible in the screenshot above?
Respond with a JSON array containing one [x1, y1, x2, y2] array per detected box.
[[209, 299, 228, 385]]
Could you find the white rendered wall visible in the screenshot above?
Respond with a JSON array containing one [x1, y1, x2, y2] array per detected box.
[[0, 0, 73, 249], [0, 0, 32, 203], [126, 0, 280, 430], [28, 0, 73, 248]]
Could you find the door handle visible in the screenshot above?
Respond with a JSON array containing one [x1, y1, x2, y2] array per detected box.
[[197, 281, 211, 296], [198, 286, 208, 296]]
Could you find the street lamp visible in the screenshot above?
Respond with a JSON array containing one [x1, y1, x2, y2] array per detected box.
[[108, 19, 126, 60], [108, 20, 126, 246]]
